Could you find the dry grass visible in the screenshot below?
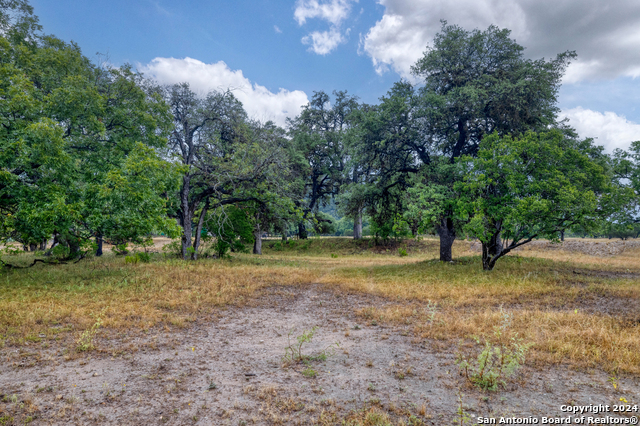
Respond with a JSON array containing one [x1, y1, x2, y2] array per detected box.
[[360, 304, 640, 374], [2, 236, 639, 375], [0, 253, 320, 345], [314, 241, 640, 374], [517, 244, 640, 269]]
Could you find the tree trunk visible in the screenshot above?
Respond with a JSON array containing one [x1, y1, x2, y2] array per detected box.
[[282, 233, 287, 242], [298, 222, 307, 240], [435, 217, 455, 262], [410, 222, 419, 238], [39, 239, 47, 251], [253, 223, 262, 255], [191, 200, 209, 260], [560, 230, 565, 242], [64, 234, 81, 258], [50, 233, 59, 250], [96, 235, 103, 257], [487, 230, 503, 257], [481, 243, 497, 271], [29, 243, 37, 252], [353, 210, 363, 240], [180, 176, 193, 260]]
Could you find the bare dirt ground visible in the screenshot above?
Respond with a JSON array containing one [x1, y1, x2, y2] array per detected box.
[[1, 284, 639, 425]]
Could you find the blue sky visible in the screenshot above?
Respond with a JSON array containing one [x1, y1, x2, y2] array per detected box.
[[31, 0, 640, 151]]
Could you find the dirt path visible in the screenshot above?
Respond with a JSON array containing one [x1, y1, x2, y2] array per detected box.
[[1, 285, 639, 425]]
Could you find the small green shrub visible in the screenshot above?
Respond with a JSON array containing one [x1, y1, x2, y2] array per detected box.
[[398, 247, 408, 257], [301, 367, 317, 378], [0, 415, 15, 425], [454, 391, 472, 425], [282, 327, 339, 365], [113, 243, 129, 255], [138, 251, 151, 262], [162, 239, 182, 257], [456, 310, 532, 391], [210, 206, 254, 258], [76, 315, 103, 352], [283, 327, 317, 364], [124, 252, 150, 264], [50, 244, 70, 259]]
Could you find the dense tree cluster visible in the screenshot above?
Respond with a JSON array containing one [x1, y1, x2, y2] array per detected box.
[[1, 4, 638, 269]]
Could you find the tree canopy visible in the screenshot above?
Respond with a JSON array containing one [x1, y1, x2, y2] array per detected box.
[[2, 0, 637, 271], [0, 3, 177, 263], [457, 130, 612, 270]]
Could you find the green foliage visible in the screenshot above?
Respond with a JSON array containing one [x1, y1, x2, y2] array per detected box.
[[210, 206, 254, 258], [457, 130, 612, 269], [301, 367, 317, 378], [270, 241, 284, 251], [343, 22, 576, 261], [0, 6, 176, 261], [311, 211, 336, 235], [113, 244, 129, 256], [369, 215, 411, 242], [456, 311, 532, 391], [610, 141, 640, 231], [124, 252, 151, 264], [333, 216, 354, 236], [76, 315, 102, 352], [288, 90, 359, 228], [412, 21, 575, 152], [282, 326, 339, 366], [398, 247, 408, 257], [454, 391, 472, 425], [283, 326, 318, 364]]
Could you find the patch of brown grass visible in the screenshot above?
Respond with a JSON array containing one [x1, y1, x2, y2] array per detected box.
[[317, 244, 640, 374], [2, 236, 639, 376], [360, 305, 640, 374], [0, 255, 320, 344]]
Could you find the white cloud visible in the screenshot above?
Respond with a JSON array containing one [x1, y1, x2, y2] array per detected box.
[[294, 0, 357, 55], [302, 27, 345, 55], [274, 25, 282, 33], [140, 57, 309, 127], [362, 0, 640, 82], [294, 0, 354, 26], [561, 107, 640, 152]]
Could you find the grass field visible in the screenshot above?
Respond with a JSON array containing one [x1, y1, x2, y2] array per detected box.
[[2, 237, 638, 373], [0, 237, 639, 425]]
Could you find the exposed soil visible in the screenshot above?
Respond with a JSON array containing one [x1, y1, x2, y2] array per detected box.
[[469, 239, 640, 257], [1, 285, 639, 425]]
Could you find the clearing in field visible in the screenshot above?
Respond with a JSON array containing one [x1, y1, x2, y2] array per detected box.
[[0, 237, 639, 425]]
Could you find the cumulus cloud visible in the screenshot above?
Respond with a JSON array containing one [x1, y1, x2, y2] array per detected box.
[[302, 27, 346, 55], [294, 0, 356, 54], [294, 0, 354, 26], [362, 0, 640, 82], [140, 57, 309, 127], [561, 107, 640, 152]]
